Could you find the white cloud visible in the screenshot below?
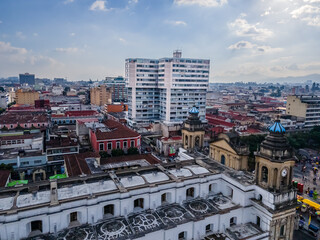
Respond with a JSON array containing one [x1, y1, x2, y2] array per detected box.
[[229, 16, 273, 41], [90, 0, 109, 11], [64, 0, 74, 4], [0, 41, 60, 68], [165, 20, 187, 26], [174, 0, 227, 7], [33, 33, 38, 37], [228, 41, 255, 50], [16, 32, 26, 39], [0, 41, 27, 55], [304, 0, 320, 3], [70, 33, 76, 37], [128, 0, 138, 4], [291, 5, 320, 18], [261, 7, 272, 16], [290, 4, 320, 26], [55, 47, 79, 53], [228, 41, 282, 54], [119, 38, 126, 44]]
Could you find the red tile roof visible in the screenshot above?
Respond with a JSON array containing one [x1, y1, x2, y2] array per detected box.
[[46, 137, 78, 148], [0, 112, 48, 124], [51, 110, 100, 118], [206, 115, 235, 128], [0, 170, 11, 187], [0, 133, 42, 141], [65, 110, 99, 117], [64, 152, 99, 177], [162, 136, 182, 141], [94, 119, 140, 140]]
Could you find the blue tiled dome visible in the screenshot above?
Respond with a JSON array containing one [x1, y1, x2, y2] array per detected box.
[[189, 107, 199, 114], [268, 120, 286, 133]]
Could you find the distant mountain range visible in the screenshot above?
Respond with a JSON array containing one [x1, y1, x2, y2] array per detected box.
[[262, 74, 320, 84]]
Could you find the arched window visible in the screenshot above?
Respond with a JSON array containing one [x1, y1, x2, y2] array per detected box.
[[230, 217, 237, 226], [30, 220, 42, 234], [185, 135, 188, 145], [186, 187, 195, 199], [261, 166, 268, 183], [221, 155, 226, 165], [104, 204, 114, 217], [195, 136, 200, 147], [134, 198, 144, 210], [280, 225, 285, 236], [178, 231, 187, 240], [256, 216, 261, 227], [70, 212, 78, 223], [208, 183, 217, 195], [161, 192, 171, 204]]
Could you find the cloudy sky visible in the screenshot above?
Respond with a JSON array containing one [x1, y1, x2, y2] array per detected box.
[[0, 0, 320, 82]]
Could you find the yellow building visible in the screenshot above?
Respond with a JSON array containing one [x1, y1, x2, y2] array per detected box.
[[209, 132, 249, 170], [286, 95, 320, 128], [90, 85, 112, 106], [15, 89, 39, 105]]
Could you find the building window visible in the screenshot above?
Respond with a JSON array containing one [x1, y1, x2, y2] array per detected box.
[[186, 187, 195, 199], [99, 143, 104, 151], [31, 220, 42, 233], [262, 166, 268, 183], [178, 231, 187, 240], [280, 225, 285, 236], [130, 140, 135, 148], [208, 183, 217, 194], [230, 217, 237, 226], [107, 142, 112, 150], [70, 212, 78, 222], [161, 193, 171, 204], [137, 139, 140, 146], [206, 224, 213, 233], [257, 216, 261, 228], [104, 204, 114, 217], [123, 141, 127, 149], [116, 141, 120, 149], [134, 198, 144, 210], [221, 154, 226, 165]]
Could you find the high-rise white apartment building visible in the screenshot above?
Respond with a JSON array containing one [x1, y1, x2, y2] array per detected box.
[[125, 51, 210, 126]]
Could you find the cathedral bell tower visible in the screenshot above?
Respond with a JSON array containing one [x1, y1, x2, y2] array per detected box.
[[182, 107, 205, 150], [255, 119, 297, 240], [255, 120, 296, 191]]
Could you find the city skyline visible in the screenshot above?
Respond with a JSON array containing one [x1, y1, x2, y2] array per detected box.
[[0, 0, 320, 82]]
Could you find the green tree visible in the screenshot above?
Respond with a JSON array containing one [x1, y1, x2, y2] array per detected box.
[[99, 151, 110, 158], [111, 149, 124, 156], [8, 101, 16, 107], [127, 147, 139, 155], [0, 163, 13, 172]]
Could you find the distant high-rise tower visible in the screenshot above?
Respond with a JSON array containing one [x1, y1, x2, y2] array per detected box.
[[125, 51, 210, 126], [19, 73, 35, 85], [105, 76, 127, 103], [90, 85, 112, 106]]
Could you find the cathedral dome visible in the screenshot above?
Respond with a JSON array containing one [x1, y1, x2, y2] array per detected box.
[[189, 106, 199, 114], [268, 120, 285, 134]]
